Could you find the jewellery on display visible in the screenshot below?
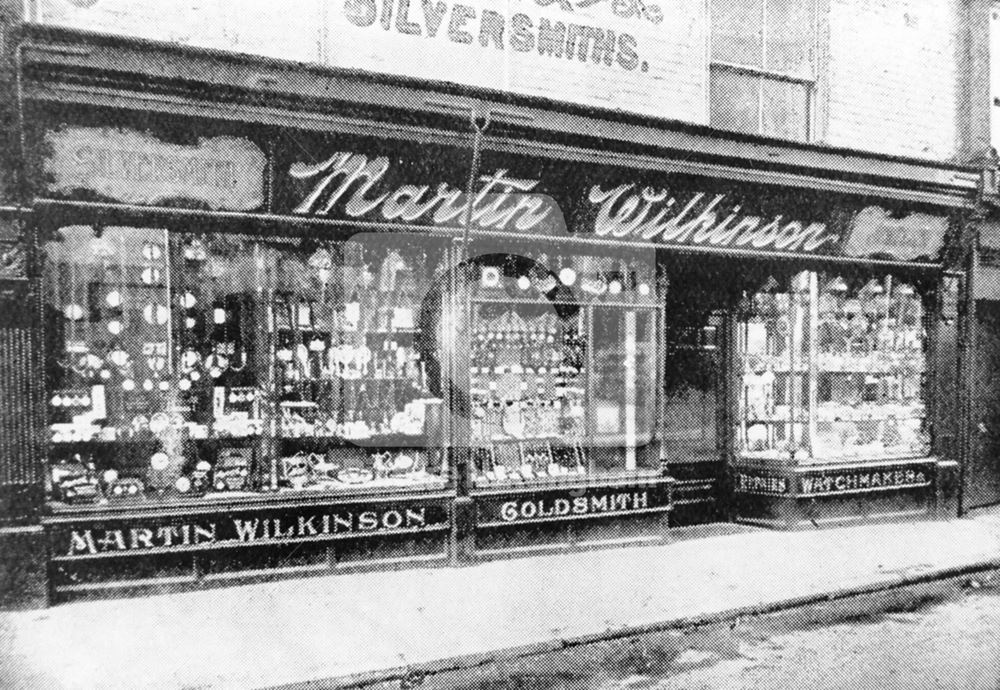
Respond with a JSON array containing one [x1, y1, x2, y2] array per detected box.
[[183, 238, 207, 261], [336, 467, 375, 485], [176, 460, 212, 494], [71, 353, 104, 378], [227, 387, 256, 404], [213, 449, 251, 491], [63, 303, 85, 321], [180, 349, 200, 370], [51, 455, 102, 504], [309, 453, 339, 481], [143, 303, 169, 325], [150, 451, 170, 471], [49, 390, 91, 408], [281, 452, 311, 489], [106, 477, 144, 499], [141, 267, 162, 285], [142, 242, 163, 262]]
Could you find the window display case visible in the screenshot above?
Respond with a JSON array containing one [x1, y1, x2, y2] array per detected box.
[[467, 252, 660, 486], [42, 226, 449, 507], [736, 270, 929, 464]]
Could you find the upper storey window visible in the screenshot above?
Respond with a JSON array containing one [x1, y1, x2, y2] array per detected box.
[[710, 0, 817, 142]]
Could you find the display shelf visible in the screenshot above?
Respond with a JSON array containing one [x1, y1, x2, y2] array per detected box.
[[471, 470, 669, 495], [472, 295, 658, 309], [744, 408, 924, 425], [277, 433, 431, 447], [43, 484, 455, 518], [749, 357, 925, 375]]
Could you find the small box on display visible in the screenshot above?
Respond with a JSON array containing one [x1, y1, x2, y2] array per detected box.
[[105, 477, 145, 501], [51, 459, 102, 504], [213, 448, 252, 491]]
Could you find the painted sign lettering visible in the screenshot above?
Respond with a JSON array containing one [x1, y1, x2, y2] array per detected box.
[[44, 127, 267, 211], [291, 151, 841, 255], [477, 482, 671, 526], [343, 0, 644, 72], [843, 206, 948, 261], [590, 185, 840, 252], [499, 490, 650, 522], [30, 0, 704, 121], [532, 0, 663, 25], [290, 152, 553, 231], [799, 468, 929, 496], [60, 505, 443, 557], [736, 472, 789, 495]]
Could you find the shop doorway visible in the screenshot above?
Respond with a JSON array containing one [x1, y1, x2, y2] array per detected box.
[[966, 299, 1000, 509]]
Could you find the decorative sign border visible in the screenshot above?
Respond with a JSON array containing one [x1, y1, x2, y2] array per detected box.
[[44, 127, 267, 212]]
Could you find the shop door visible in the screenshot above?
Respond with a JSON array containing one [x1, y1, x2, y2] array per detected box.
[[966, 299, 1000, 509]]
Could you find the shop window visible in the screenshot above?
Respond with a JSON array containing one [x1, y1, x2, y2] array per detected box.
[[42, 226, 448, 506], [468, 252, 660, 485], [736, 271, 930, 464], [709, 0, 816, 141]]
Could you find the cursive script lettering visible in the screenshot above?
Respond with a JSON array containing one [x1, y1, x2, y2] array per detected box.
[[291, 152, 552, 231], [290, 153, 842, 254], [590, 184, 840, 252]]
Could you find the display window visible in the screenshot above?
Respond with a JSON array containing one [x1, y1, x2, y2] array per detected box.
[[736, 269, 930, 464], [466, 248, 661, 486], [43, 225, 449, 507]]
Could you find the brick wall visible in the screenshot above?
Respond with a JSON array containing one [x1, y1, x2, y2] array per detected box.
[[823, 0, 964, 161]]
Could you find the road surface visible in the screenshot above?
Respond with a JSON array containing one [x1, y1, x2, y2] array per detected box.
[[417, 578, 1000, 690]]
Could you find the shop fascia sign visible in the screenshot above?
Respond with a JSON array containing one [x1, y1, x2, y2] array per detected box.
[[291, 151, 841, 254], [736, 471, 790, 495], [60, 504, 444, 557], [43, 127, 267, 211], [477, 481, 671, 526], [843, 206, 948, 262], [799, 467, 930, 497]]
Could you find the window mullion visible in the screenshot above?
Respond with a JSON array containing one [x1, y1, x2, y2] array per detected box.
[[759, 0, 768, 135], [761, 0, 768, 71]]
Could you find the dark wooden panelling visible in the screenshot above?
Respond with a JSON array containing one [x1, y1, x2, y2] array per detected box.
[[0, 327, 44, 488]]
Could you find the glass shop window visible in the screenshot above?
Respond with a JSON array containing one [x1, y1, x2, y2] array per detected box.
[[709, 0, 816, 141], [43, 226, 448, 506], [736, 270, 930, 464], [468, 251, 660, 486]]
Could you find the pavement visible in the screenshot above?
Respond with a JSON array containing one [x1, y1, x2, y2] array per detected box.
[[4, 513, 1000, 690]]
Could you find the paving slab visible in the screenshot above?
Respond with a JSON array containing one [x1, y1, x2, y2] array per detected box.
[[2, 517, 1000, 690]]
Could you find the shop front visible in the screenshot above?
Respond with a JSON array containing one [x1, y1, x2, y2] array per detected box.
[[2, 23, 976, 602]]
